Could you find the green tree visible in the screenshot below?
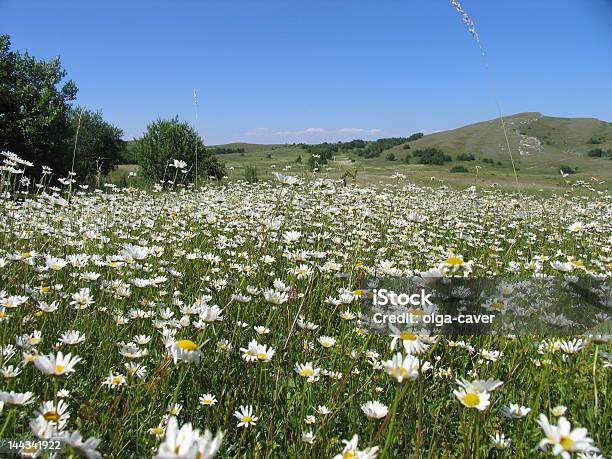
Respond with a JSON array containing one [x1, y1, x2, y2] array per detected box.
[[0, 34, 78, 176], [133, 117, 225, 182], [69, 107, 126, 180]]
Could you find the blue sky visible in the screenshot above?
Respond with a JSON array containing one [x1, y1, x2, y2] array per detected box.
[[2, 0, 612, 144]]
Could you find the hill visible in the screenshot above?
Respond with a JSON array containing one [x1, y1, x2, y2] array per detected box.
[[118, 113, 612, 191]]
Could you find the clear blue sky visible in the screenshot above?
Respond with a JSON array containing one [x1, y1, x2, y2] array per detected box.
[[2, 0, 611, 144]]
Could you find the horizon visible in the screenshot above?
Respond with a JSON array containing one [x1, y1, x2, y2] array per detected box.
[[2, 0, 612, 144]]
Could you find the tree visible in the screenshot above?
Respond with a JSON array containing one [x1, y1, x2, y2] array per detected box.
[[69, 107, 126, 180], [0, 34, 78, 176], [133, 117, 225, 182]]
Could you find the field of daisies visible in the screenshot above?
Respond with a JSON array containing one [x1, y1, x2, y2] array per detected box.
[[0, 152, 610, 459]]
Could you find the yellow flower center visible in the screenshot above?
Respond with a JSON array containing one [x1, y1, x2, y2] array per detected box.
[[463, 392, 480, 407], [203, 399, 213, 405], [242, 415, 253, 423], [491, 302, 506, 310], [54, 364, 66, 374], [353, 289, 364, 296], [343, 451, 357, 459], [300, 368, 314, 377], [22, 252, 31, 258], [446, 256, 464, 266], [257, 352, 268, 360], [51, 264, 62, 270], [400, 331, 418, 341], [570, 260, 584, 267], [560, 435, 574, 450], [44, 410, 60, 421], [177, 339, 198, 350]]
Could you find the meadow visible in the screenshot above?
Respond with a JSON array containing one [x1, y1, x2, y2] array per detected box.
[[0, 151, 610, 458]]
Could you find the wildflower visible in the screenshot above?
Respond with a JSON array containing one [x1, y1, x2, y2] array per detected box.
[[233, 405, 258, 428], [34, 351, 82, 376], [490, 433, 511, 449], [361, 401, 388, 419], [537, 414, 599, 458], [169, 339, 202, 364], [502, 404, 531, 419], [295, 362, 321, 382], [382, 352, 431, 383], [199, 394, 217, 407], [332, 435, 379, 459], [317, 336, 336, 348]]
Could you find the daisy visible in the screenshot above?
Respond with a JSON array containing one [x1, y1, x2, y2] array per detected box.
[[502, 404, 531, 419], [34, 351, 82, 376], [361, 401, 389, 419], [537, 414, 599, 458], [489, 433, 511, 449], [102, 372, 127, 388], [332, 435, 379, 459], [169, 339, 202, 364], [317, 336, 336, 348], [382, 352, 431, 383], [294, 362, 321, 382], [199, 394, 217, 407], [233, 405, 258, 428]]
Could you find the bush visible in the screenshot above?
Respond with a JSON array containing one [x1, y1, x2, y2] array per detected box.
[[457, 152, 476, 161], [414, 148, 452, 165], [450, 165, 469, 173], [404, 153, 411, 163], [385, 152, 396, 161], [587, 148, 606, 158], [402, 143, 411, 150], [559, 165, 576, 175], [295, 155, 302, 163], [133, 117, 225, 181], [244, 166, 258, 183]]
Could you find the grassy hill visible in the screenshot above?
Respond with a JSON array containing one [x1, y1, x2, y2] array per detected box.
[[117, 113, 611, 191], [211, 112, 611, 191]]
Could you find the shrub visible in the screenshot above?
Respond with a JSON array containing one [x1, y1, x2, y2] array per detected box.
[[587, 148, 604, 157], [450, 165, 469, 173], [414, 148, 452, 165], [559, 165, 576, 175], [457, 152, 476, 161], [385, 152, 396, 161], [133, 117, 225, 181]]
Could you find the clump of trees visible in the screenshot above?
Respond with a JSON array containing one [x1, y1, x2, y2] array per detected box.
[[406, 132, 424, 141], [207, 147, 246, 155], [0, 34, 125, 181], [457, 152, 476, 161], [133, 117, 225, 181], [413, 148, 452, 165]]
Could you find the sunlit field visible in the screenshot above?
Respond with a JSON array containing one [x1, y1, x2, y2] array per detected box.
[[0, 152, 610, 458]]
